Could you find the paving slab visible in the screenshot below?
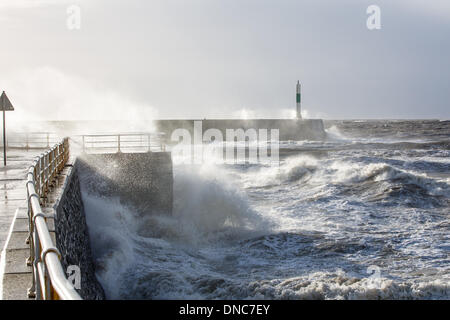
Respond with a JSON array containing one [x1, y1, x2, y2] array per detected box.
[[0, 149, 45, 251], [1, 273, 33, 300], [11, 218, 29, 233], [3, 249, 32, 274], [5, 232, 29, 250]]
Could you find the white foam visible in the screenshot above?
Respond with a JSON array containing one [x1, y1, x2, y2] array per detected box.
[[81, 150, 450, 300]]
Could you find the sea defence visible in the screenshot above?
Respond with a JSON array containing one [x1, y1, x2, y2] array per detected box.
[[11, 119, 326, 142], [54, 160, 104, 299], [1, 142, 173, 300], [77, 152, 173, 215], [55, 152, 173, 299], [154, 119, 326, 141]]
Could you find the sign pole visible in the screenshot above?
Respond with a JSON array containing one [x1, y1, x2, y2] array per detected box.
[[0, 91, 15, 166], [3, 107, 6, 166]]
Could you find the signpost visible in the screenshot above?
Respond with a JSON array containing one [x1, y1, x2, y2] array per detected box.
[[0, 91, 15, 166]]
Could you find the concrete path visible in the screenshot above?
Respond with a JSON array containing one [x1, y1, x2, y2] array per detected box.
[[0, 149, 45, 299], [0, 149, 45, 251], [0, 148, 72, 300]]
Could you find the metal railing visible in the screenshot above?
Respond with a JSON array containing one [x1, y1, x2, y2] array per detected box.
[[2, 132, 60, 149], [26, 138, 81, 300], [79, 132, 166, 154]]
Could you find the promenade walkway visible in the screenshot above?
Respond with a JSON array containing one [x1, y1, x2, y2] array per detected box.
[[0, 149, 45, 299], [0, 150, 45, 250]]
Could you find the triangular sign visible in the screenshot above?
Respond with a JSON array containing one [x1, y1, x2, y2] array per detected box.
[[0, 91, 14, 111]]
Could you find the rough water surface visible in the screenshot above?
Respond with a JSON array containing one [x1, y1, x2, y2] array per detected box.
[[84, 120, 450, 299]]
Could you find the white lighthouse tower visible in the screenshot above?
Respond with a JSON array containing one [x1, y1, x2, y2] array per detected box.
[[296, 80, 302, 119]]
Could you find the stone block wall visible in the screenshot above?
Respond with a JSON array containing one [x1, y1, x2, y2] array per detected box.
[[54, 161, 105, 300]]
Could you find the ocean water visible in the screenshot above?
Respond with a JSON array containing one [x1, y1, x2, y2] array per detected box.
[[82, 120, 450, 300]]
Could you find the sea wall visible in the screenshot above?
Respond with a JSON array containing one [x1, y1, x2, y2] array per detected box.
[[77, 152, 173, 215], [54, 160, 105, 300], [54, 151, 173, 300], [155, 119, 326, 141]]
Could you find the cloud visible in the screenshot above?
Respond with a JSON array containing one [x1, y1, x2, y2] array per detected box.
[[2, 67, 158, 125], [0, 0, 68, 9], [395, 0, 450, 20], [1, 1, 449, 119]]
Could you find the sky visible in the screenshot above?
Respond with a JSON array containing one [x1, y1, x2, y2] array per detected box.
[[0, 0, 449, 121]]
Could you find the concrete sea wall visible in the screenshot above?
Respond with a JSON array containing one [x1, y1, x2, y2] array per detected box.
[[54, 151, 173, 299], [77, 152, 173, 215], [54, 160, 105, 299]]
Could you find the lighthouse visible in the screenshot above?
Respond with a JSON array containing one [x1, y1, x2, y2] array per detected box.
[[296, 81, 302, 119]]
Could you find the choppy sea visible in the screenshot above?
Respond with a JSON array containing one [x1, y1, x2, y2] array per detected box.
[[82, 120, 450, 299]]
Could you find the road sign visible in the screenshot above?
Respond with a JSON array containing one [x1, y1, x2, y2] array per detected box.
[[1, 91, 15, 166], [1, 91, 14, 111]]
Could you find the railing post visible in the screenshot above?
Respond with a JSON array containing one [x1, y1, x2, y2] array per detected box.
[[57, 144, 61, 171], [60, 142, 64, 170], [82, 135, 85, 153], [35, 161, 40, 199], [148, 134, 151, 152], [26, 189, 36, 298], [44, 153, 49, 204], [62, 138, 68, 162], [49, 151, 53, 186], [118, 134, 121, 153], [52, 148, 56, 181], [40, 156, 44, 203], [44, 266, 52, 300], [33, 229, 42, 300], [50, 151, 53, 185]]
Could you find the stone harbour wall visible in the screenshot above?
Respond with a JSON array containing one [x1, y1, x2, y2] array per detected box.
[[53, 152, 173, 300], [77, 152, 173, 216], [54, 160, 105, 300]]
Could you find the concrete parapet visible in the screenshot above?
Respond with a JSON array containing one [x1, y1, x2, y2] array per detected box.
[[77, 152, 173, 216]]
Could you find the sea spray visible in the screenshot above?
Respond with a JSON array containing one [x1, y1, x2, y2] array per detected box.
[[80, 120, 450, 299], [81, 163, 270, 299]]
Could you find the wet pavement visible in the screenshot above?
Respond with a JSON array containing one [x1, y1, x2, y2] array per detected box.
[[0, 149, 44, 253]]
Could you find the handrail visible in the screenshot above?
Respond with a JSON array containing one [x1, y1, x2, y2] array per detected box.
[[26, 137, 82, 300], [79, 132, 166, 153], [2, 132, 60, 149]]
